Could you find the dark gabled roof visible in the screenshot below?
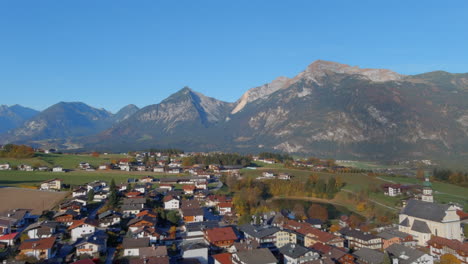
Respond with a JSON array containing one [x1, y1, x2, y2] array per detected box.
[[122, 237, 150, 249], [339, 227, 379, 241], [401, 200, 450, 222], [122, 197, 147, 205], [353, 248, 384, 264], [234, 248, 277, 264], [181, 207, 204, 217], [399, 218, 410, 227], [239, 224, 280, 239], [279, 243, 311, 258], [377, 229, 411, 240], [185, 221, 219, 232], [386, 244, 425, 264], [411, 220, 431, 233]]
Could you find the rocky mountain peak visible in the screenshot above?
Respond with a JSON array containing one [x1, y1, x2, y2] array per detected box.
[[297, 60, 403, 83]]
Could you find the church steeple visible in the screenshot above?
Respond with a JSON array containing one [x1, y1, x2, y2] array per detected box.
[[421, 172, 433, 203]]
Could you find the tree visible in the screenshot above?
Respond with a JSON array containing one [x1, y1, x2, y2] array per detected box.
[[308, 204, 329, 221], [440, 254, 461, 264], [108, 179, 118, 208], [169, 226, 177, 239], [293, 203, 306, 220], [166, 210, 180, 225], [87, 189, 95, 202], [329, 224, 341, 233], [356, 202, 367, 212], [382, 252, 392, 264], [416, 169, 424, 180]]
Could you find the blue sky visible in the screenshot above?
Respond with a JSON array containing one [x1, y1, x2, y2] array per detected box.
[[0, 0, 467, 112]]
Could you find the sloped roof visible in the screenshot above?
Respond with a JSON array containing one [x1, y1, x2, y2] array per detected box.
[[411, 220, 431, 233], [239, 224, 279, 238], [399, 217, 410, 227], [234, 248, 277, 264], [386, 244, 425, 264], [19, 236, 56, 250], [353, 248, 384, 264], [279, 243, 311, 258], [212, 253, 232, 264], [205, 227, 237, 242], [401, 200, 450, 222], [122, 237, 150, 249]]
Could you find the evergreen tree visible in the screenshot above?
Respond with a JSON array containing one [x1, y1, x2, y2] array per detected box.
[[87, 189, 95, 202], [108, 179, 118, 208]]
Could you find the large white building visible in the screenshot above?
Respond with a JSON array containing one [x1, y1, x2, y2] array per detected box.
[[399, 199, 462, 246]]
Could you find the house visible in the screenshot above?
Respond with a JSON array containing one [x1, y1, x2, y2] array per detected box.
[[232, 248, 277, 264], [262, 171, 275, 178], [185, 221, 219, 241], [0, 209, 31, 229], [213, 253, 233, 264], [18, 236, 56, 260], [427, 236, 468, 264], [278, 173, 292, 180], [183, 185, 197, 195], [167, 168, 182, 174], [181, 242, 209, 264], [93, 191, 109, 202], [78, 162, 91, 170], [160, 184, 174, 191], [75, 231, 108, 257], [69, 218, 98, 241], [59, 200, 84, 213], [140, 176, 154, 183], [0, 164, 10, 170], [386, 243, 433, 264], [37, 166, 50, 171], [40, 178, 62, 191], [98, 164, 109, 170], [86, 180, 107, 192], [122, 237, 150, 256], [353, 248, 385, 264], [122, 198, 147, 217], [239, 224, 281, 249], [52, 166, 64, 172], [311, 242, 355, 264], [282, 220, 343, 247], [133, 226, 167, 243], [279, 243, 320, 264], [53, 210, 78, 226], [204, 227, 238, 248], [383, 184, 402, 197], [138, 245, 168, 259], [18, 164, 34, 171], [181, 207, 204, 223], [73, 186, 88, 197], [153, 166, 165, 173], [164, 195, 180, 210], [339, 227, 382, 250], [0, 218, 15, 235], [399, 199, 462, 246], [128, 216, 158, 232], [24, 221, 58, 239], [217, 202, 233, 216], [98, 211, 121, 228], [0, 232, 19, 246], [377, 229, 415, 249]]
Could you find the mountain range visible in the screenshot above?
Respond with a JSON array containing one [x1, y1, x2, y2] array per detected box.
[[1, 60, 467, 164]]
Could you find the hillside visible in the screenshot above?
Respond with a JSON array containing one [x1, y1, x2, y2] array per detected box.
[[0, 104, 39, 134]]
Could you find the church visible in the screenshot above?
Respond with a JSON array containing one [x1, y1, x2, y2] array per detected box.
[[398, 175, 463, 246]]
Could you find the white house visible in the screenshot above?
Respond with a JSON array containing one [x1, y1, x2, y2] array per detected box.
[[279, 243, 320, 264], [164, 196, 180, 210], [69, 218, 98, 242], [18, 164, 34, 171], [181, 242, 209, 264], [72, 187, 88, 197], [0, 164, 10, 170], [75, 232, 107, 257], [52, 167, 64, 172], [387, 244, 433, 264]]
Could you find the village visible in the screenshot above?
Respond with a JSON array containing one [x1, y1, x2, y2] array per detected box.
[[0, 150, 467, 264]]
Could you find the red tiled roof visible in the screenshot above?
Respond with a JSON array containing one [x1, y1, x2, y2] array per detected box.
[[183, 185, 196, 190], [205, 227, 237, 243], [0, 232, 19, 240], [218, 202, 232, 208], [68, 218, 98, 230], [456, 210, 468, 220], [19, 236, 56, 250], [163, 195, 177, 202], [213, 253, 233, 264], [428, 236, 468, 254]]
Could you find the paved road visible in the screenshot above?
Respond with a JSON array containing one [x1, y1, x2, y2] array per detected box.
[[210, 181, 223, 192], [105, 247, 116, 264]]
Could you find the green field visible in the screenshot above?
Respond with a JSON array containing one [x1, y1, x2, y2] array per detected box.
[[379, 175, 468, 208], [0, 170, 189, 188], [0, 153, 127, 169]]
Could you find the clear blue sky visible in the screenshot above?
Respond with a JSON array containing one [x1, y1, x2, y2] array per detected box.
[[1, 0, 467, 112]]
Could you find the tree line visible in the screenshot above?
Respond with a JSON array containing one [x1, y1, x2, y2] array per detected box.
[[0, 144, 35, 159], [258, 152, 293, 162], [182, 153, 252, 167], [432, 168, 468, 187]]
